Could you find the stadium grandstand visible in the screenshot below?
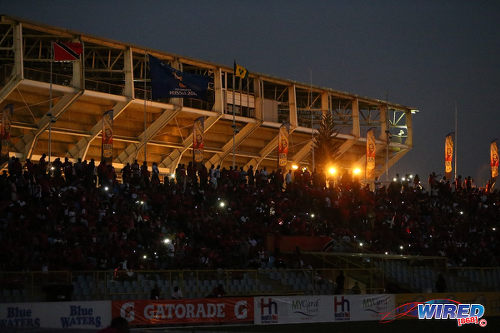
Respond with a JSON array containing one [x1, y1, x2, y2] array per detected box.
[[0, 15, 498, 332]]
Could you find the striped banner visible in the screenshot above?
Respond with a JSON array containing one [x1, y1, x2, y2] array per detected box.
[[193, 117, 205, 163], [102, 110, 113, 164], [366, 128, 376, 180], [278, 123, 289, 167]]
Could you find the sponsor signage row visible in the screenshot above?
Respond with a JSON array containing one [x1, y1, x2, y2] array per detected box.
[[0, 294, 396, 328]]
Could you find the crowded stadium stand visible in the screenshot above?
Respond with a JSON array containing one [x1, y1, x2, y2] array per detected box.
[[0, 15, 499, 331]]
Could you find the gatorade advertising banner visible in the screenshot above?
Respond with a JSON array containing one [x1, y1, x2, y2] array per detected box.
[[112, 298, 253, 326]]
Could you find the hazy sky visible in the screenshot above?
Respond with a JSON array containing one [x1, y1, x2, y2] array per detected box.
[[2, 0, 500, 184]]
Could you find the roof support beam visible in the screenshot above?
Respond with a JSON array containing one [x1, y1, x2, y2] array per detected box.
[[286, 140, 314, 170], [0, 22, 23, 105], [116, 105, 182, 165], [204, 120, 262, 168], [14, 89, 83, 159], [68, 100, 132, 160], [158, 113, 222, 171], [244, 84, 298, 169]]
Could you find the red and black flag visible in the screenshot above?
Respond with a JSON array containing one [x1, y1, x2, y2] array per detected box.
[[1, 104, 13, 164], [52, 41, 83, 61], [102, 110, 113, 164]]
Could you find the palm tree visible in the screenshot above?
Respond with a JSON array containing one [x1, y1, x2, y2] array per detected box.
[[313, 111, 340, 169]]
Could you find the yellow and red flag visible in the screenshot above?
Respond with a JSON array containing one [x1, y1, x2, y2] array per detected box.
[[1, 104, 13, 164], [278, 123, 289, 167], [366, 128, 376, 180], [102, 110, 113, 164], [445, 133, 454, 179], [491, 140, 499, 178], [193, 117, 205, 163]]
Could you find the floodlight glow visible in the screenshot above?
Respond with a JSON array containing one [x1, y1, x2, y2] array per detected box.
[[399, 245, 404, 250], [163, 238, 171, 244], [170, 173, 175, 178], [328, 167, 337, 175], [359, 242, 363, 247], [219, 201, 226, 208], [310, 213, 315, 218], [292, 164, 299, 170], [393, 177, 397, 182], [104, 186, 109, 191], [142, 255, 147, 259], [353, 168, 361, 175]]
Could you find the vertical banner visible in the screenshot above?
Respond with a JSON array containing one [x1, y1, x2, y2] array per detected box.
[[1, 104, 13, 164], [278, 123, 289, 168], [445, 133, 454, 180], [102, 110, 113, 164], [193, 117, 205, 163], [491, 140, 499, 178], [366, 128, 376, 180]]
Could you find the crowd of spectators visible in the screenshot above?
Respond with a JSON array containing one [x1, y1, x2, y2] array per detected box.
[[0, 154, 498, 273]]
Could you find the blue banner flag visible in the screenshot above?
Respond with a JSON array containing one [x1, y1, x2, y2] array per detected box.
[[149, 55, 212, 101]]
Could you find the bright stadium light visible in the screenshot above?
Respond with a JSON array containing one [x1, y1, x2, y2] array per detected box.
[[163, 238, 171, 244], [353, 168, 361, 175], [292, 164, 299, 170], [328, 167, 337, 175]]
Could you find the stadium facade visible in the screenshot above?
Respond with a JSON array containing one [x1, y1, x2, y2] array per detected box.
[[0, 15, 415, 176]]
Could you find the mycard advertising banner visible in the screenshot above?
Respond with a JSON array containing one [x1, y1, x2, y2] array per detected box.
[[0, 301, 111, 330], [341, 294, 395, 322], [112, 298, 253, 326], [254, 296, 334, 325]]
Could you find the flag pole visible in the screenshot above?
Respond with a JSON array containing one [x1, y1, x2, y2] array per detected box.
[[48, 42, 53, 165], [232, 62, 236, 169], [144, 52, 147, 163], [310, 69, 314, 171], [454, 102, 458, 180]]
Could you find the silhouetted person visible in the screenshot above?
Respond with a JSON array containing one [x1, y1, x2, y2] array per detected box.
[[98, 316, 129, 333], [436, 273, 447, 292], [335, 270, 345, 294]]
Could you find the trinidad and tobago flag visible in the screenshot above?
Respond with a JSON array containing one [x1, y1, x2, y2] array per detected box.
[[52, 41, 83, 61]]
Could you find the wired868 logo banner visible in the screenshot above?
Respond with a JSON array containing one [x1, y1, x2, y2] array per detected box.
[[380, 299, 487, 327]]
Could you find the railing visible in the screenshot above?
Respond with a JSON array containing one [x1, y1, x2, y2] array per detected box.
[[0, 267, 384, 303]]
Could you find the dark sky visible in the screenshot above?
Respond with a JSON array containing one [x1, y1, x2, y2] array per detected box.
[[2, 0, 500, 185]]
